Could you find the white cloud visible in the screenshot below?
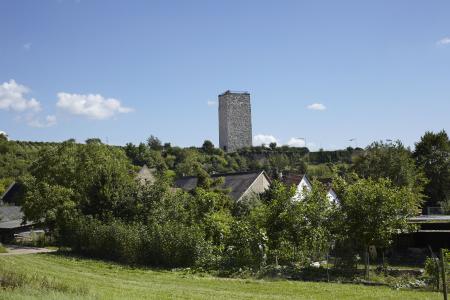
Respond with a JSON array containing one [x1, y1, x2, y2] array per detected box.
[[23, 43, 32, 50], [27, 115, 57, 128], [307, 103, 326, 111], [253, 134, 278, 146], [0, 80, 41, 112], [207, 100, 217, 107], [437, 37, 450, 46], [56, 92, 133, 120], [287, 137, 306, 147]]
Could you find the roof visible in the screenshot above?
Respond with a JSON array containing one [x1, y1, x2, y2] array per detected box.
[[409, 215, 450, 224], [0, 205, 23, 222], [174, 171, 269, 201], [136, 165, 156, 185], [281, 173, 305, 187], [0, 205, 33, 229], [0, 219, 34, 229]]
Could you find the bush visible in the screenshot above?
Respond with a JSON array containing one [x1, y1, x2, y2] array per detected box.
[[65, 217, 208, 268]]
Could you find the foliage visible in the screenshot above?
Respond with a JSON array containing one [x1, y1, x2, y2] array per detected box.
[[414, 130, 450, 208], [147, 135, 163, 151], [256, 180, 334, 265], [201, 140, 215, 154], [333, 175, 422, 259], [352, 141, 426, 194], [20, 141, 136, 227], [0, 177, 14, 196]]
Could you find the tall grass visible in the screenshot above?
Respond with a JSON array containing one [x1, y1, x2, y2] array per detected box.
[[0, 264, 88, 295], [0, 243, 7, 253]]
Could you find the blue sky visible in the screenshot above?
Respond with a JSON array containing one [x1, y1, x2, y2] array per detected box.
[[1, 0, 449, 150]]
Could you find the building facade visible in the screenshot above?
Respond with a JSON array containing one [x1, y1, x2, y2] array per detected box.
[[218, 91, 252, 152]]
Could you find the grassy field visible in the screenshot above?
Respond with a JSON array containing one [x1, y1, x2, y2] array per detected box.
[[0, 253, 441, 300]]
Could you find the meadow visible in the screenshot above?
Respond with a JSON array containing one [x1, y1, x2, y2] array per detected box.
[[0, 253, 441, 300]]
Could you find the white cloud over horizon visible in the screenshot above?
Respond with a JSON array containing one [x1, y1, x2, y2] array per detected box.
[[207, 100, 217, 106], [56, 92, 133, 120], [0, 80, 41, 112], [307, 103, 326, 111], [287, 137, 306, 147], [437, 37, 450, 46], [27, 115, 57, 128], [253, 134, 278, 146]]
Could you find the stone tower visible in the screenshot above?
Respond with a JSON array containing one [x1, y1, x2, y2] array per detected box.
[[218, 90, 252, 152]]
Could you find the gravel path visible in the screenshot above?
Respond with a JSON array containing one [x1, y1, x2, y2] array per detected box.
[[0, 244, 56, 255]]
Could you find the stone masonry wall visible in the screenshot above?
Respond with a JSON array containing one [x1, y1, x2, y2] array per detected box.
[[218, 91, 252, 152]]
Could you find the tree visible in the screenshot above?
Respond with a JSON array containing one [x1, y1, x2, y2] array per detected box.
[[413, 130, 450, 209], [352, 141, 426, 194], [334, 175, 422, 275], [147, 135, 162, 151], [21, 141, 136, 227], [258, 180, 334, 264], [269, 142, 277, 150], [85, 138, 103, 144], [201, 140, 215, 154]]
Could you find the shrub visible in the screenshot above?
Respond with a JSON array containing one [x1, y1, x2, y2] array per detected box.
[[65, 217, 208, 268]]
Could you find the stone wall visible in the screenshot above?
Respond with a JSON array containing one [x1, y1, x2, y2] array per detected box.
[[218, 91, 252, 152]]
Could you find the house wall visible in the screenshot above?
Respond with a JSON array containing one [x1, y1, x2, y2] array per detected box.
[[326, 189, 339, 204], [241, 173, 270, 200], [293, 176, 312, 201]]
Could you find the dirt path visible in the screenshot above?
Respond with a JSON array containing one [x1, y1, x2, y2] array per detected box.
[[0, 244, 56, 255]]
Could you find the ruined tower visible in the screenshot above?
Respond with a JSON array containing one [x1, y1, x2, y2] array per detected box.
[[218, 91, 252, 152]]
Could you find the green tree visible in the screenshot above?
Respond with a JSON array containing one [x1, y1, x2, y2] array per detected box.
[[201, 140, 215, 154], [147, 135, 163, 151], [85, 138, 102, 144], [334, 175, 422, 275], [352, 141, 426, 194], [258, 180, 333, 264], [21, 141, 136, 226], [413, 130, 450, 209]]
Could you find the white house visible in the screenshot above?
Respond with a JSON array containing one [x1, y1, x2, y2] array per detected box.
[[281, 173, 339, 204]]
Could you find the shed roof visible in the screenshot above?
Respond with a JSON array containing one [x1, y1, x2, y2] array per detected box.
[[409, 215, 450, 224]]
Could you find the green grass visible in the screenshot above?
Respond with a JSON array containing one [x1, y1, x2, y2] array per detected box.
[[0, 244, 8, 253], [0, 253, 441, 300]]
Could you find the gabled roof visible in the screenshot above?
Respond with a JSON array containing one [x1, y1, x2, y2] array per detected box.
[[136, 165, 156, 185], [281, 173, 306, 187], [174, 171, 270, 201]]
